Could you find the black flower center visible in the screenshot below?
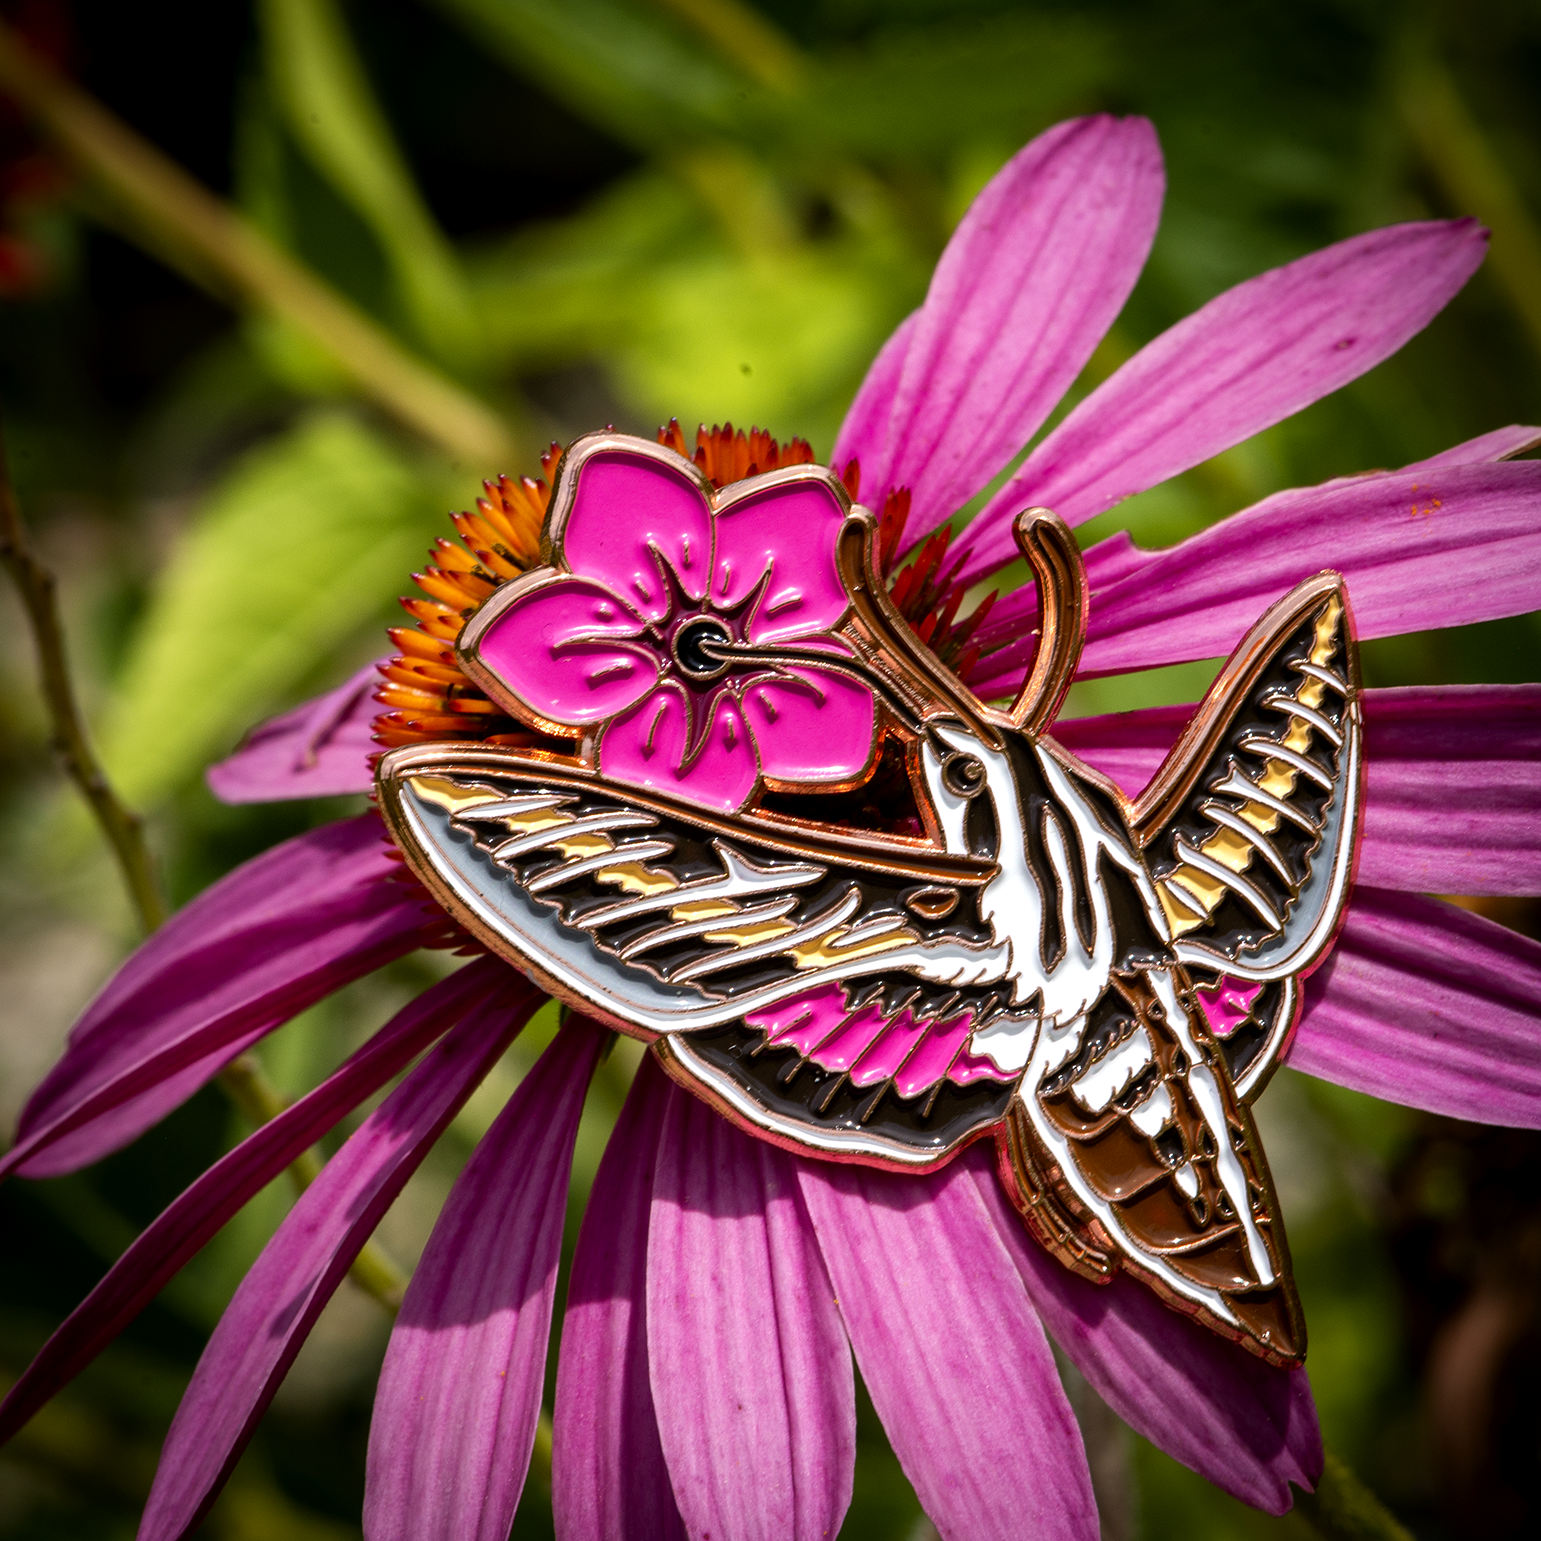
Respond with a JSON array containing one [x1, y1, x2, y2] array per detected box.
[[672, 616, 733, 681]]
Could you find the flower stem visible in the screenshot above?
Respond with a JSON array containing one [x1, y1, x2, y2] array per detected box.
[[645, 0, 804, 89], [1296, 1451, 1415, 1541], [0, 413, 407, 1317], [0, 18, 516, 468], [1398, 51, 1541, 361], [216, 1054, 409, 1312], [0, 420, 166, 935]]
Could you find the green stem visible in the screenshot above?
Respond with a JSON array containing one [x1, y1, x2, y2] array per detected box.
[[645, 0, 803, 89], [1296, 1450, 1415, 1541], [0, 19, 516, 467], [0, 410, 407, 1317], [0, 419, 166, 935], [1398, 51, 1541, 361]]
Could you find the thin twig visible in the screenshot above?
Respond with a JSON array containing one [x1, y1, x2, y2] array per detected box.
[[0, 420, 165, 933], [0, 18, 516, 468], [0, 415, 407, 1314], [1296, 1450, 1416, 1541]]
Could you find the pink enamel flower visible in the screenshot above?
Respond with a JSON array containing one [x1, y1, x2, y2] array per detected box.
[[3, 114, 1540, 1541], [458, 437, 877, 813]]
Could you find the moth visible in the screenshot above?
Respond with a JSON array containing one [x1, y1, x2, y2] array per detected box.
[[379, 432, 1363, 1368]]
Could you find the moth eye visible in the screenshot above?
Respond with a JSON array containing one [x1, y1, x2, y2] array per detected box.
[[905, 885, 960, 920], [941, 752, 986, 798]]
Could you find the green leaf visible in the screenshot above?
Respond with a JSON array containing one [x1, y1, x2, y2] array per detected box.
[[464, 171, 704, 368], [612, 237, 923, 452], [96, 413, 439, 807], [260, 0, 478, 365], [760, 15, 1117, 163], [430, 0, 746, 148]]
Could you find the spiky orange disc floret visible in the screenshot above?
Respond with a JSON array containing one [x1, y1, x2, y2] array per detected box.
[[372, 422, 1004, 758], [657, 418, 816, 489], [372, 445, 562, 752]]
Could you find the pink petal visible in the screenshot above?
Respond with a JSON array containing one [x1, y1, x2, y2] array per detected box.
[[830, 310, 917, 482], [959, 217, 1489, 579], [742, 662, 877, 787], [970, 424, 1541, 692], [1291, 887, 1541, 1128], [474, 575, 658, 726], [135, 979, 542, 1541], [795, 1155, 1096, 1541], [960, 1146, 1321, 1513], [561, 449, 713, 621], [834, 116, 1163, 537], [1095, 460, 1541, 673], [973, 460, 1541, 693], [553, 1054, 686, 1541], [1053, 685, 1541, 894], [364, 1017, 605, 1541], [5, 816, 426, 1180], [0, 959, 507, 1447], [648, 1079, 855, 1541], [713, 479, 849, 638], [1355, 685, 1541, 895], [600, 682, 759, 813], [206, 661, 380, 803], [1400, 423, 1541, 473]]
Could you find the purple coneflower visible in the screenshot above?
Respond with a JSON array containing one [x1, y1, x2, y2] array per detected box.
[[3, 114, 1539, 1541]]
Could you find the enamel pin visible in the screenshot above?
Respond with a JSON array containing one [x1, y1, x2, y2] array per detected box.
[[378, 431, 1364, 1367]]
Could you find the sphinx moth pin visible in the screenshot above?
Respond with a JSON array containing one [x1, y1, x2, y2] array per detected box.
[[378, 431, 1363, 1367]]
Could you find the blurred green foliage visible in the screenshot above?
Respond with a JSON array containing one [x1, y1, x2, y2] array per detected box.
[[0, 0, 1538, 1537]]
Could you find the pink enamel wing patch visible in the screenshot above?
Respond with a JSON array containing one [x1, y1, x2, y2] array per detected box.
[[460, 440, 877, 813], [380, 428, 1368, 1369]]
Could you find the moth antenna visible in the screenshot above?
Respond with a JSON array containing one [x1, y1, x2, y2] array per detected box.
[[834, 512, 1006, 751], [1006, 507, 1087, 736]]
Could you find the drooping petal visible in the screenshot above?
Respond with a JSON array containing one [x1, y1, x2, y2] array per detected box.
[[0, 959, 507, 1448], [970, 423, 1541, 689], [830, 310, 917, 482], [834, 116, 1163, 536], [1291, 888, 1541, 1127], [742, 662, 877, 787], [5, 816, 426, 1181], [960, 218, 1489, 578], [1400, 423, 1541, 473], [600, 682, 759, 813], [648, 1078, 855, 1541], [971, 460, 1541, 696], [553, 1054, 686, 1541], [473, 575, 659, 727], [364, 1017, 605, 1541], [1053, 685, 1541, 895], [135, 980, 542, 1541], [713, 479, 850, 638], [560, 449, 713, 621], [796, 1154, 1096, 1541], [1097, 461, 1541, 674], [206, 660, 380, 803], [1353, 685, 1541, 894], [959, 1146, 1321, 1513]]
